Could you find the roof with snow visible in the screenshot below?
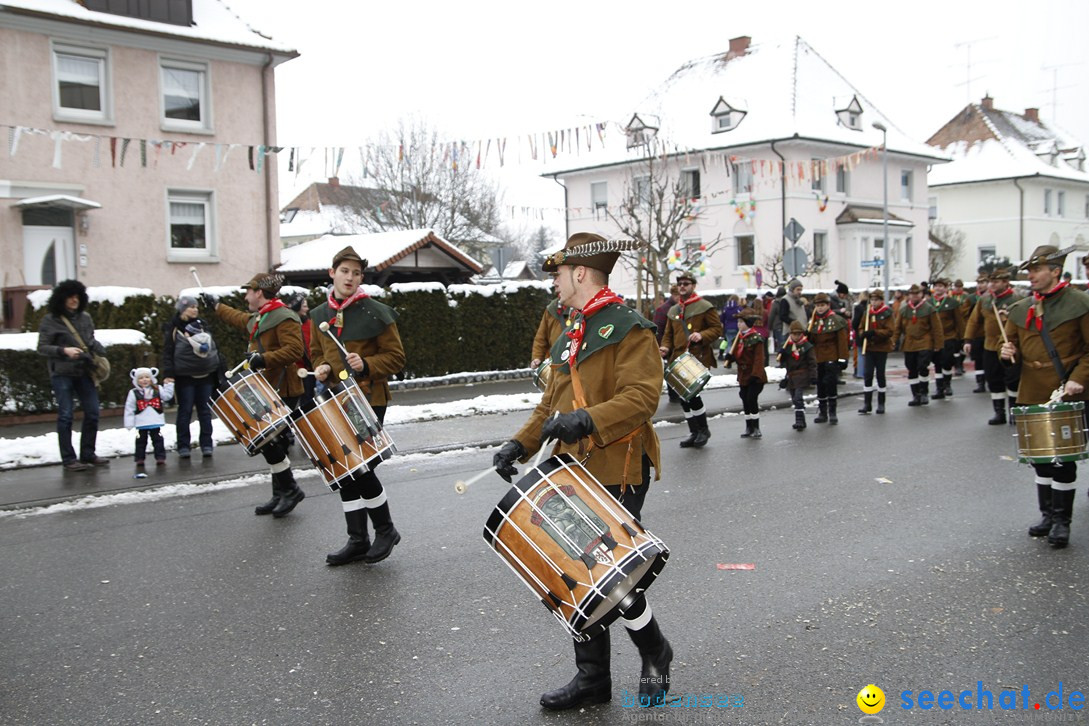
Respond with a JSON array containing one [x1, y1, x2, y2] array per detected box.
[[927, 97, 1089, 187], [0, 0, 297, 56], [548, 35, 946, 175], [277, 229, 483, 275]]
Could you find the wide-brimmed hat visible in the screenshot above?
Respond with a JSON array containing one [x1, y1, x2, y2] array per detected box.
[[1020, 244, 1067, 270], [675, 270, 697, 285], [542, 232, 639, 274], [789, 320, 806, 333], [241, 272, 284, 295], [813, 292, 831, 304], [868, 289, 884, 300], [933, 277, 952, 287], [737, 307, 760, 323], [332, 245, 368, 270], [989, 268, 1012, 281], [907, 283, 922, 294]]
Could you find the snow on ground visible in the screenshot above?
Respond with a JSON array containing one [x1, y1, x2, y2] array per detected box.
[[0, 329, 148, 350]]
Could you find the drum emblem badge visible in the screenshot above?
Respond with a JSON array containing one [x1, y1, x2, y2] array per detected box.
[[531, 484, 610, 564]]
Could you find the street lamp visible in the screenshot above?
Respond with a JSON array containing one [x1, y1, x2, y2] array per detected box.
[[872, 121, 890, 297]]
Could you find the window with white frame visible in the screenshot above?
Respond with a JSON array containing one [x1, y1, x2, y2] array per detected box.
[[732, 161, 753, 195], [905, 236, 913, 267], [736, 235, 755, 267], [813, 231, 827, 265], [874, 237, 885, 266], [900, 170, 913, 201], [811, 158, 825, 192], [168, 191, 214, 259], [1058, 190, 1066, 217], [891, 238, 901, 266], [928, 195, 938, 220], [681, 169, 701, 200], [682, 237, 702, 264], [1044, 189, 1053, 215], [53, 43, 111, 123], [590, 181, 607, 218], [979, 245, 996, 264], [835, 164, 849, 195], [633, 176, 651, 206], [161, 58, 210, 131], [1085, 194, 1089, 219]]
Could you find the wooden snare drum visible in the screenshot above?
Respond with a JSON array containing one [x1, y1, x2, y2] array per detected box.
[[533, 361, 552, 393], [664, 351, 711, 402], [1013, 401, 1089, 464], [484, 454, 669, 641], [288, 380, 396, 490], [210, 370, 291, 455]]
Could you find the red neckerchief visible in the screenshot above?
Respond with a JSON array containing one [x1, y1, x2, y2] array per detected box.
[[327, 287, 370, 338], [250, 299, 286, 342], [1027, 280, 1070, 331], [738, 327, 758, 347], [567, 286, 623, 365], [907, 298, 925, 322], [869, 303, 889, 316], [784, 335, 808, 360], [678, 292, 703, 317], [813, 309, 835, 333], [993, 287, 1012, 300]]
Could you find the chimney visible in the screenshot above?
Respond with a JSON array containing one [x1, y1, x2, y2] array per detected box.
[[328, 177, 340, 188], [980, 94, 994, 111], [727, 36, 751, 59], [1024, 107, 1040, 123]]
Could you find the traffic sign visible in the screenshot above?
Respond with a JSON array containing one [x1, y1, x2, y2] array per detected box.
[[784, 218, 805, 244], [860, 258, 885, 268], [783, 246, 808, 277]]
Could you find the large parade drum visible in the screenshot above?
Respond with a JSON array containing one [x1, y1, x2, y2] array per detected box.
[[664, 351, 711, 402], [484, 454, 669, 641], [533, 361, 552, 393], [210, 370, 292, 455], [288, 380, 396, 491], [1013, 401, 1089, 464]]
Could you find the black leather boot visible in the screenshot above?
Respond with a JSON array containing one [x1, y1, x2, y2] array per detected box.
[[908, 384, 922, 407], [365, 503, 401, 563], [740, 418, 753, 438], [814, 398, 828, 423], [1028, 483, 1053, 537], [749, 417, 762, 439], [792, 409, 806, 430], [973, 374, 987, 393], [271, 471, 305, 518], [540, 631, 612, 710], [931, 379, 946, 400], [988, 397, 1007, 425], [918, 384, 929, 405], [326, 509, 372, 566], [828, 397, 838, 425], [858, 392, 872, 414], [690, 414, 711, 448], [876, 391, 886, 414], [254, 479, 281, 515], [1048, 489, 1075, 548], [944, 375, 954, 397], [626, 617, 673, 707], [678, 417, 698, 448]]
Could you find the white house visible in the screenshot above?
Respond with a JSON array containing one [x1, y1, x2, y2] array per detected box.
[[927, 95, 1089, 280], [546, 36, 947, 298]]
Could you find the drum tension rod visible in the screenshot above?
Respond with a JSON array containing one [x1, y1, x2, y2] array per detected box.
[[561, 573, 578, 590], [621, 523, 638, 537], [600, 533, 618, 550], [579, 553, 598, 570], [545, 593, 564, 609]]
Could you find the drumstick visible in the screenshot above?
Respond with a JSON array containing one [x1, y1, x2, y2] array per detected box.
[[226, 358, 249, 378], [188, 266, 206, 293], [317, 321, 352, 381], [533, 412, 562, 467], [296, 368, 317, 378], [993, 302, 1016, 363], [454, 466, 493, 495]]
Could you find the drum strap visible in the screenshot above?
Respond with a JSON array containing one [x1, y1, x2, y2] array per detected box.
[[568, 360, 641, 494], [1037, 324, 1078, 386]]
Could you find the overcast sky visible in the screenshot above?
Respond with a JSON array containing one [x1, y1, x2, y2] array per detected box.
[[232, 0, 1089, 234]]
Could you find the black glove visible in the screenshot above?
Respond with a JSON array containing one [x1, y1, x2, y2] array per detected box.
[[723, 354, 735, 365], [778, 377, 788, 390], [493, 440, 527, 483], [541, 409, 596, 444], [199, 292, 219, 310], [247, 352, 266, 370], [837, 359, 849, 371], [861, 329, 875, 341]]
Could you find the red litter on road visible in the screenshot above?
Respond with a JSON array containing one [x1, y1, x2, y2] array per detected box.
[[717, 563, 755, 570]]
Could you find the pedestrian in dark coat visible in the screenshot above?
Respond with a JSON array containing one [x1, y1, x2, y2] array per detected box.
[[779, 320, 817, 430]]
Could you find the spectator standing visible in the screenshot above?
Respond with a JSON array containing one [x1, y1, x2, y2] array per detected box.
[[162, 295, 221, 458]]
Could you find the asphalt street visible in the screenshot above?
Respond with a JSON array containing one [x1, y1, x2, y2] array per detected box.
[[1, 383, 1087, 726]]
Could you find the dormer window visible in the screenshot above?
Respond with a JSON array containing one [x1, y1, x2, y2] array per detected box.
[[1062, 147, 1086, 172], [625, 113, 659, 149], [1031, 140, 1059, 167], [709, 97, 746, 134], [835, 95, 864, 130]]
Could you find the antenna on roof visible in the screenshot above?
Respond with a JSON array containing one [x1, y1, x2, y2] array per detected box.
[[951, 36, 996, 104], [1040, 61, 1082, 127]]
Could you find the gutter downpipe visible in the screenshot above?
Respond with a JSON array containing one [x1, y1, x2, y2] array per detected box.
[[1012, 177, 1025, 261], [550, 174, 568, 241], [262, 53, 276, 272], [770, 139, 787, 262]]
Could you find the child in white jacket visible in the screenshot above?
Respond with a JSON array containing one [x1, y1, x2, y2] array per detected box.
[[124, 367, 175, 466]]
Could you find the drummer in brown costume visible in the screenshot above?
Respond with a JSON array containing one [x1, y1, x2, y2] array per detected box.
[[659, 270, 723, 447], [807, 292, 850, 424], [492, 232, 673, 710], [856, 289, 895, 414], [1000, 245, 1089, 548], [779, 320, 817, 429], [530, 273, 570, 369], [893, 283, 945, 407], [310, 245, 406, 565], [203, 273, 306, 517], [726, 307, 767, 437], [964, 269, 1023, 424], [929, 277, 965, 400]]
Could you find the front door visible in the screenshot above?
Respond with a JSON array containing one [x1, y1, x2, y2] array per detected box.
[[22, 226, 75, 286]]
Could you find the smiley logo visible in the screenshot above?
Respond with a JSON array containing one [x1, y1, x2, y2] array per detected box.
[[857, 684, 885, 715]]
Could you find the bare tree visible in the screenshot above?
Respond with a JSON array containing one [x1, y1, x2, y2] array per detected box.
[[929, 223, 965, 280], [607, 143, 723, 308], [761, 246, 828, 290], [344, 119, 506, 262]]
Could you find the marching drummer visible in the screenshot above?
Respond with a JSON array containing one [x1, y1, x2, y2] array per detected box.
[[530, 272, 570, 370], [492, 232, 674, 710], [964, 268, 1023, 425], [1000, 245, 1089, 549], [659, 270, 722, 448], [310, 245, 406, 566], [202, 273, 307, 518]]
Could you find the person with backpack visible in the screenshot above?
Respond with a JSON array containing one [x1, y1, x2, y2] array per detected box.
[[162, 295, 222, 459]]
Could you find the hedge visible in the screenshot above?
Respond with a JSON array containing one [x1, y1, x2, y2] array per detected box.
[[9, 282, 553, 413]]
